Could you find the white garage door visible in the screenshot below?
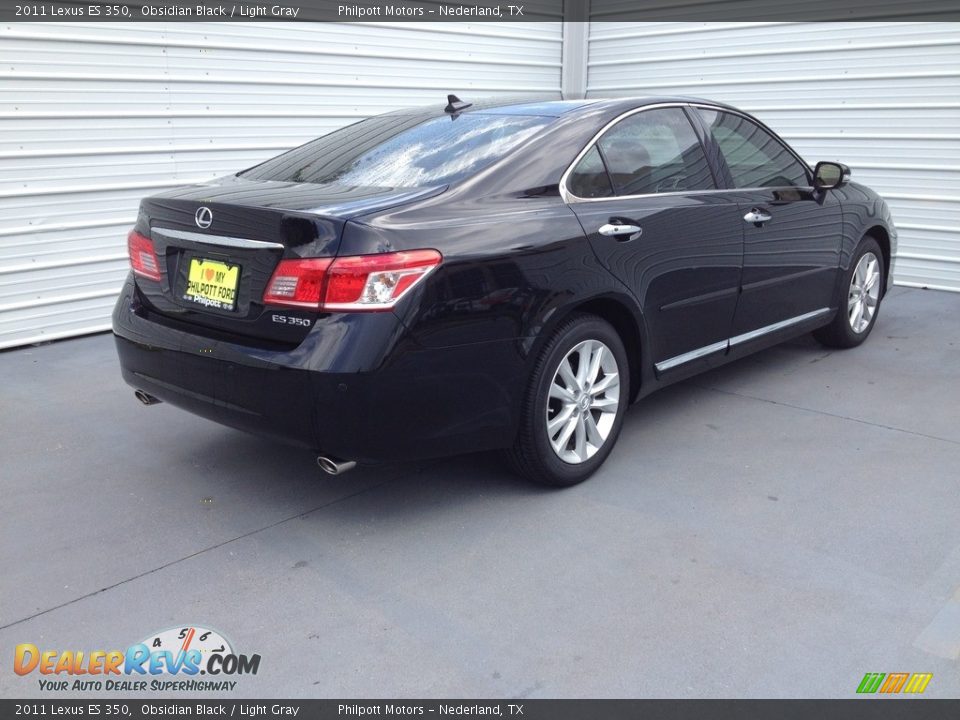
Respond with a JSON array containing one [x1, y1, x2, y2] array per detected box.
[[586, 21, 960, 292], [0, 21, 563, 349]]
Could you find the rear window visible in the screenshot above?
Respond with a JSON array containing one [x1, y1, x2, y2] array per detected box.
[[240, 113, 552, 188]]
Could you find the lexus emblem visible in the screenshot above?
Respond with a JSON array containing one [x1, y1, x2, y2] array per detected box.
[[195, 206, 213, 229]]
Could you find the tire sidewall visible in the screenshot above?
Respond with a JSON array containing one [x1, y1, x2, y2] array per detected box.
[[527, 316, 629, 486]]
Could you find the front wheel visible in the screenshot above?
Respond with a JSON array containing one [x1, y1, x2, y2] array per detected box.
[[507, 313, 629, 487], [814, 235, 885, 348]]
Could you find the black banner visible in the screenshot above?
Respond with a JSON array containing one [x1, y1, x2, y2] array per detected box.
[[2, 0, 959, 22], [3, 700, 960, 719]]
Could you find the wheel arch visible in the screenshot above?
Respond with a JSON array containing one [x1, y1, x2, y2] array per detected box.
[[531, 294, 647, 404], [864, 224, 892, 295]]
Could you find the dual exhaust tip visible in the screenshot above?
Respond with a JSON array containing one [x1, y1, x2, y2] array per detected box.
[[136, 390, 355, 476]]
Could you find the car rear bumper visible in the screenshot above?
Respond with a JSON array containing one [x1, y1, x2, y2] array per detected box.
[[112, 276, 521, 463]]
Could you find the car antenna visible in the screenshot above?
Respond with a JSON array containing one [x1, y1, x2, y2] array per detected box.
[[444, 94, 472, 116]]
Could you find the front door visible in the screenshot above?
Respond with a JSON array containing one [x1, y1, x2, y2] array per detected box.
[[693, 108, 843, 337]]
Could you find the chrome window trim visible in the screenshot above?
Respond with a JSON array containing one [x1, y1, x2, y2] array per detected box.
[[655, 308, 831, 373], [152, 227, 285, 250], [689, 103, 814, 185], [560, 102, 698, 204], [559, 102, 814, 205]]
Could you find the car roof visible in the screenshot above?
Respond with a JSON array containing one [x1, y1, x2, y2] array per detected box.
[[382, 95, 738, 119]]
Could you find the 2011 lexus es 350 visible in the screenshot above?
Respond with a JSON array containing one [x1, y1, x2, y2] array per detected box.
[[114, 96, 896, 486]]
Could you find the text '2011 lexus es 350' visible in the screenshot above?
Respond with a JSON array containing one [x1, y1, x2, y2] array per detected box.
[[114, 95, 896, 486]]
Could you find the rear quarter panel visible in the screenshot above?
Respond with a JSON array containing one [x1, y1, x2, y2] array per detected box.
[[344, 194, 632, 349], [342, 192, 650, 434]]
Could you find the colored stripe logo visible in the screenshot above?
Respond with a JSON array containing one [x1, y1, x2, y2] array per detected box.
[[857, 672, 932, 694]]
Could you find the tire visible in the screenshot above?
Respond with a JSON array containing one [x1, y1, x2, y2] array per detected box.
[[814, 235, 885, 349], [507, 313, 629, 487]]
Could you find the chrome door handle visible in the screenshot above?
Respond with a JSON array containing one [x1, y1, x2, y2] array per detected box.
[[598, 223, 642, 240], [743, 209, 772, 225]]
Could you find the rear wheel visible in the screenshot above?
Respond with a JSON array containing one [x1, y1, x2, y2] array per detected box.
[[507, 314, 629, 487], [814, 236, 885, 348]]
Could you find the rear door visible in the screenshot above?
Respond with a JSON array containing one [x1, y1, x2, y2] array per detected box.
[[565, 106, 744, 373], [693, 108, 843, 338]]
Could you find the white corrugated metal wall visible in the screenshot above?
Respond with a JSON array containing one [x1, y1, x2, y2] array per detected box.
[[3, 21, 958, 349], [586, 21, 960, 292], [0, 21, 563, 349]]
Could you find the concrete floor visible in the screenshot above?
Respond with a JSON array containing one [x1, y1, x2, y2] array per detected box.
[[1, 285, 958, 699]]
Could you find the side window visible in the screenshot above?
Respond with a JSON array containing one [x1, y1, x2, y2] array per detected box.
[[596, 108, 715, 196], [699, 110, 810, 188], [567, 146, 614, 199]]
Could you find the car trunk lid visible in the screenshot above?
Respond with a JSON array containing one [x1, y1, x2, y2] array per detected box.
[[133, 176, 442, 345]]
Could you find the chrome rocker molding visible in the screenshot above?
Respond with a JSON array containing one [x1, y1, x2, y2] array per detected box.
[[655, 340, 728, 373], [728, 308, 831, 347], [655, 308, 831, 373], [152, 227, 285, 250]]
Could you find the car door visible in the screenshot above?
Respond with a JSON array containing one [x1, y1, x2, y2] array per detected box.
[[693, 108, 843, 339], [564, 106, 744, 373]]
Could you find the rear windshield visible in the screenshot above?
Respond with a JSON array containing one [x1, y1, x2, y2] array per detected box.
[[239, 113, 552, 188]]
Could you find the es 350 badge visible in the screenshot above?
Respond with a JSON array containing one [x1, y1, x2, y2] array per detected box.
[[14, 625, 261, 692]]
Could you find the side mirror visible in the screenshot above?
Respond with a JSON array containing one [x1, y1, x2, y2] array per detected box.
[[814, 161, 850, 190]]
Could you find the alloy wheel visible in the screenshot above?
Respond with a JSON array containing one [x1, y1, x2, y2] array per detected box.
[[848, 251, 881, 333], [546, 339, 621, 464]]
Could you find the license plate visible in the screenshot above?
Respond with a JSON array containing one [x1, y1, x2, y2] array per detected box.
[[184, 258, 240, 311]]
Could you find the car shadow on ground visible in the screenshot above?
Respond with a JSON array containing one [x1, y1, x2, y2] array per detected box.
[[171, 329, 837, 529]]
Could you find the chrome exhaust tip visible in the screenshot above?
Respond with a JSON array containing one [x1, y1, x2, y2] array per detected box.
[[316, 455, 357, 475], [134, 390, 162, 406]]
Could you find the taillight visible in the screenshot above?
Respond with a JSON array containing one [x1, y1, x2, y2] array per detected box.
[[127, 229, 161, 281], [263, 249, 441, 312], [262, 258, 332, 309], [323, 250, 442, 311]]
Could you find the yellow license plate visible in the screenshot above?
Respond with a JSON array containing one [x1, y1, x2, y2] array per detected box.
[[184, 258, 240, 311]]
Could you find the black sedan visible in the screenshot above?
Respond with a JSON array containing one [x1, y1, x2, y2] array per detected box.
[[113, 96, 896, 486]]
